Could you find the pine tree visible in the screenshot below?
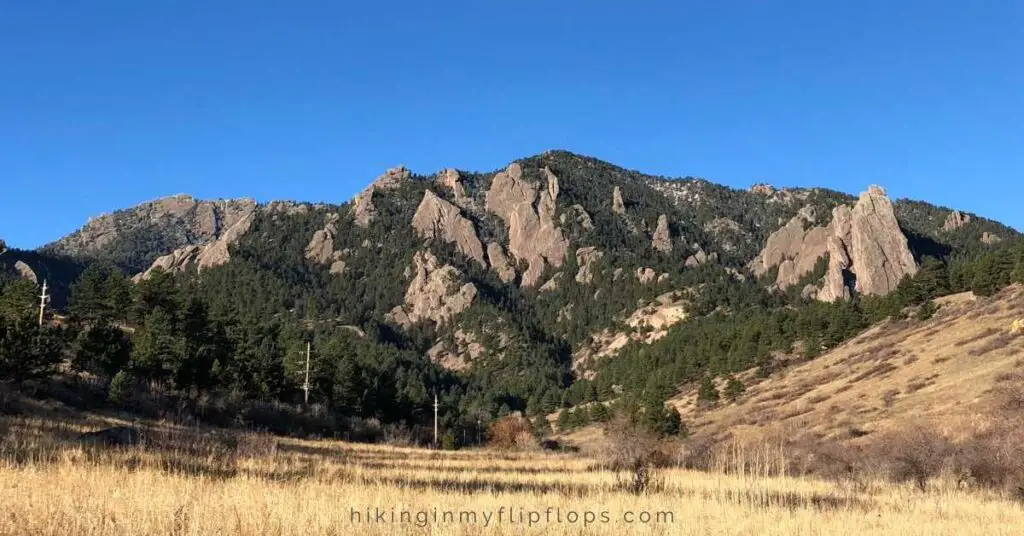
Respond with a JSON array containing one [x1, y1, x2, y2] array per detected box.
[[724, 376, 746, 401], [697, 375, 719, 406], [130, 307, 184, 383]]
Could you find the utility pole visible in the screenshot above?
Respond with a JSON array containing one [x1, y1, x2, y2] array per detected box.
[[433, 393, 440, 446], [38, 280, 50, 327], [302, 341, 311, 405]]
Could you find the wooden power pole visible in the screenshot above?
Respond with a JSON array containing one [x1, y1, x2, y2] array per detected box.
[[302, 341, 311, 405], [433, 393, 440, 446], [37, 280, 49, 327]]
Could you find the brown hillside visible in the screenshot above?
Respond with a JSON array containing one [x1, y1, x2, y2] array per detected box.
[[674, 285, 1024, 446]]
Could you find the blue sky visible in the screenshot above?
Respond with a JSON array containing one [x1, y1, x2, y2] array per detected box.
[[1, 1, 1021, 249]]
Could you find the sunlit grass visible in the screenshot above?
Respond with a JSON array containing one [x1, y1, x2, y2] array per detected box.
[[0, 415, 1021, 535]]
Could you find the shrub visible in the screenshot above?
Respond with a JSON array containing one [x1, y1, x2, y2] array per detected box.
[[487, 415, 533, 450], [107, 370, 132, 405]]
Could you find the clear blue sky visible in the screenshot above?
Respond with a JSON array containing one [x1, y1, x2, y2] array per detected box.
[[2, 1, 1021, 249]]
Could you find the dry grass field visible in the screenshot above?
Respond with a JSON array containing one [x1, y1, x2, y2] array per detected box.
[[2, 411, 1024, 536], [669, 285, 1024, 446]]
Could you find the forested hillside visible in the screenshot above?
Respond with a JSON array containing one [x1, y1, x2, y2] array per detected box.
[[2, 151, 1021, 443]]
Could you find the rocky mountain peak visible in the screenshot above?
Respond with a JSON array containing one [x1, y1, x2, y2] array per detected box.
[[352, 165, 412, 227], [752, 185, 918, 301], [484, 163, 569, 287]]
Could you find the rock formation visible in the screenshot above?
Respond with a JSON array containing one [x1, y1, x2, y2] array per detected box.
[[436, 168, 473, 208], [943, 210, 972, 231], [352, 166, 411, 227], [652, 215, 672, 253], [486, 242, 516, 283], [574, 247, 604, 284], [411, 190, 487, 268], [983, 232, 1002, 245], [46, 195, 257, 272], [636, 267, 656, 284], [685, 246, 717, 268], [484, 164, 569, 287], [304, 213, 347, 275], [14, 261, 37, 283], [752, 186, 918, 301], [134, 201, 257, 281], [612, 186, 626, 215], [388, 251, 477, 328], [560, 204, 595, 230], [847, 186, 918, 296]]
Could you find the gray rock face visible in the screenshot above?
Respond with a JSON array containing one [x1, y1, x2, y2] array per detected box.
[[652, 215, 672, 253], [484, 164, 569, 287], [486, 242, 516, 283], [752, 185, 917, 301], [574, 247, 604, 284], [684, 246, 717, 268], [436, 168, 473, 208], [14, 261, 37, 283], [134, 201, 258, 281], [352, 166, 411, 227], [636, 267, 656, 284], [560, 204, 594, 230], [847, 186, 918, 296], [612, 186, 626, 215], [47, 196, 257, 268], [982, 232, 1002, 245], [943, 210, 972, 231], [388, 251, 477, 328], [411, 190, 486, 268], [305, 214, 340, 265]]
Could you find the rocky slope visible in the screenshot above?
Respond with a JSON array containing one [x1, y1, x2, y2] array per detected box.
[[43, 195, 257, 274], [33, 151, 1021, 376]]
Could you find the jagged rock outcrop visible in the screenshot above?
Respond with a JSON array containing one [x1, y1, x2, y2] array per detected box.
[[436, 168, 473, 208], [388, 251, 477, 328], [305, 214, 340, 265], [134, 245, 202, 282], [560, 204, 594, 230], [636, 267, 656, 284], [411, 190, 486, 268], [943, 210, 972, 231], [14, 261, 37, 283], [427, 329, 487, 371], [352, 166, 411, 227], [484, 164, 569, 287], [750, 183, 776, 196], [750, 206, 829, 287], [612, 186, 626, 215], [133, 201, 257, 281], [983, 232, 1002, 245], [847, 186, 918, 296], [685, 246, 717, 268], [486, 242, 516, 283], [539, 273, 561, 292], [46, 195, 257, 271], [0, 239, 6, 254], [574, 247, 604, 284], [651, 215, 672, 253], [303, 213, 348, 276], [752, 186, 917, 300]]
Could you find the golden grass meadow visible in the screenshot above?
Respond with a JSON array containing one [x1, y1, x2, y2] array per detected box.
[[1, 413, 1023, 536]]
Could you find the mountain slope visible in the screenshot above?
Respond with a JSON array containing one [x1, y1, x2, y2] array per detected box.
[[26, 150, 1024, 420]]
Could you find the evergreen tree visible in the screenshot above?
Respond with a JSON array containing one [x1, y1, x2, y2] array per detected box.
[[130, 307, 184, 383], [697, 375, 719, 406], [724, 376, 746, 401]]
